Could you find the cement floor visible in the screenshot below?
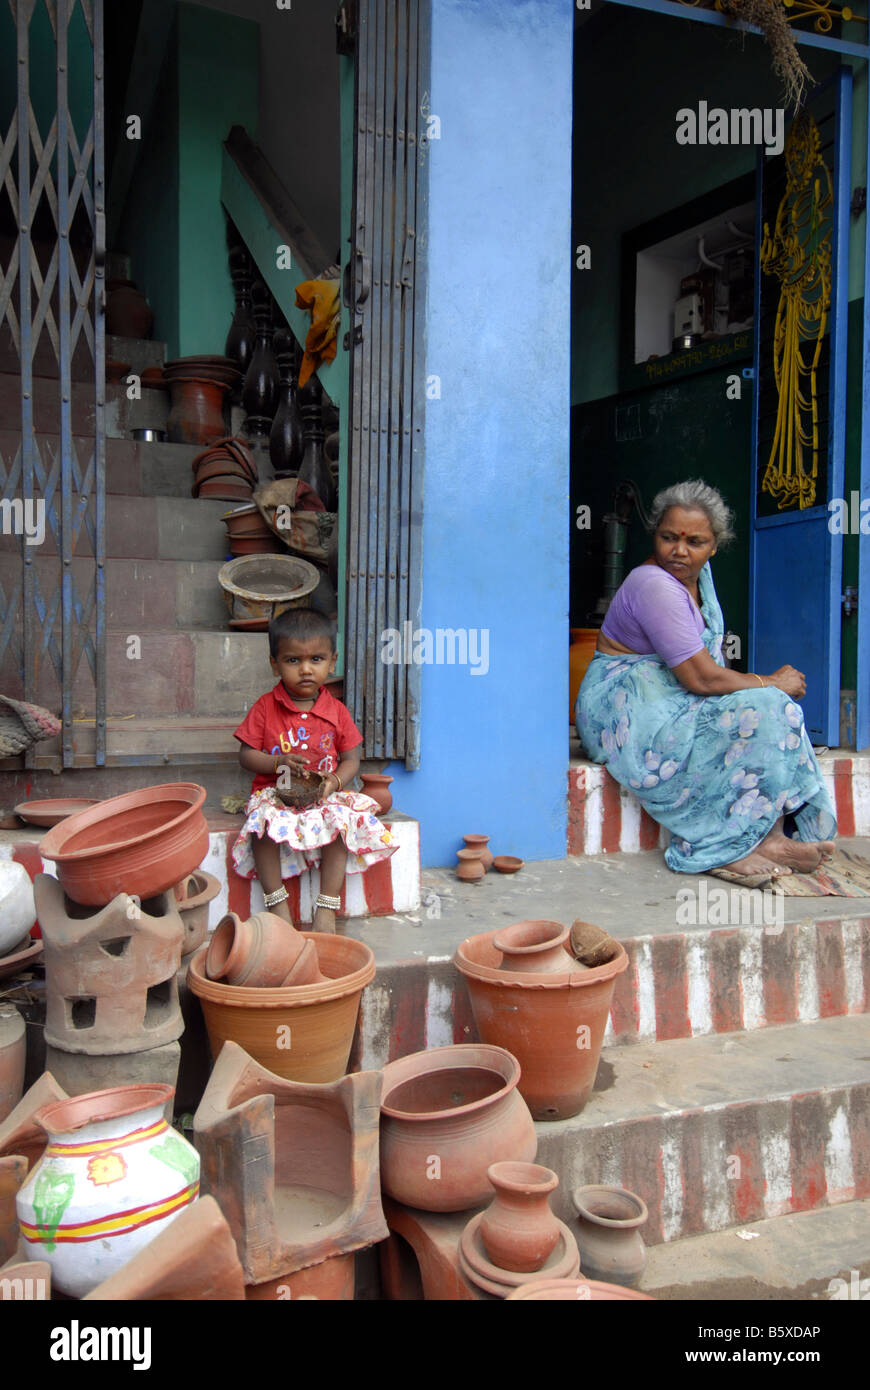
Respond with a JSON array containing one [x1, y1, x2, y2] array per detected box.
[[347, 837, 870, 966]]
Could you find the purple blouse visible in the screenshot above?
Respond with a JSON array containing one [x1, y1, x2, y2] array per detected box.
[[600, 564, 706, 668]]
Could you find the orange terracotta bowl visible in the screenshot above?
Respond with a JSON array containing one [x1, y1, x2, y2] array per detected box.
[[493, 856, 523, 874]]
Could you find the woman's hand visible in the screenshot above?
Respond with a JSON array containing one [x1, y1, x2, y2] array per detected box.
[[764, 665, 806, 698]]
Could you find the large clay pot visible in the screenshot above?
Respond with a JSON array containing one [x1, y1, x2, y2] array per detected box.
[[0, 1006, 26, 1123], [506, 1278, 654, 1300], [39, 783, 208, 907], [106, 279, 153, 339], [454, 929, 629, 1120], [188, 935, 375, 1083], [572, 1185, 648, 1287], [462, 834, 493, 870], [570, 627, 599, 721], [205, 911, 321, 987], [16, 1083, 199, 1297], [173, 869, 220, 956], [379, 1044, 537, 1213], [0, 860, 36, 955], [493, 920, 574, 975], [480, 1162, 561, 1273], [165, 377, 231, 446], [359, 774, 393, 814]]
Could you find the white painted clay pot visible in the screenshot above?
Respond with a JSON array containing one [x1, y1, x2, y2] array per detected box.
[[0, 860, 36, 956], [16, 1083, 200, 1297]]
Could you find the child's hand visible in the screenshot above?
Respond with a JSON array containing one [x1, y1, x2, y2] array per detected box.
[[274, 753, 310, 781], [315, 772, 340, 803]]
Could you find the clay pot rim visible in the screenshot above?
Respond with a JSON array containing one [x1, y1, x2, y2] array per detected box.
[[188, 935, 374, 1007], [504, 1277, 654, 1301], [572, 1184, 649, 1229], [455, 928, 628, 990], [39, 783, 207, 864], [492, 920, 571, 957], [487, 1160, 559, 1196], [380, 1042, 521, 1122], [35, 1083, 174, 1136], [456, 848, 484, 862], [360, 773, 393, 785], [462, 834, 490, 845]]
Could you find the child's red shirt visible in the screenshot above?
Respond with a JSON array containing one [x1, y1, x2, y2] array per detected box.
[[234, 682, 363, 793]]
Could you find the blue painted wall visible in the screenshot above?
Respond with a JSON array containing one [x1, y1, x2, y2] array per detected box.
[[388, 0, 573, 867]]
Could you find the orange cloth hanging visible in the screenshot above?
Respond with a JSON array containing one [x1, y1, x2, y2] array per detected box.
[[294, 278, 340, 387]]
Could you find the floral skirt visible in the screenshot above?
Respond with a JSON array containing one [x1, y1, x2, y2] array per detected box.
[[575, 652, 837, 874], [232, 786, 398, 880]]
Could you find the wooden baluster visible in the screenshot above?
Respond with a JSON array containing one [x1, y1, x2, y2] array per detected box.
[[242, 280, 279, 443], [297, 373, 337, 512], [270, 328, 305, 479], [225, 243, 255, 376]]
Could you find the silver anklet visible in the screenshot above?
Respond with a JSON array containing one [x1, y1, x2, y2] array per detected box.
[[264, 886, 289, 908], [315, 893, 341, 911]]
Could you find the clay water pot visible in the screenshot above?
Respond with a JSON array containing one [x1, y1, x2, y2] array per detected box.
[[39, 783, 208, 907], [16, 1083, 199, 1297], [205, 911, 308, 988], [456, 849, 485, 883], [505, 1278, 654, 1300], [462, 834, 493, 870], [173, 869, 220, 956], [165, 377, 231, 445], [493, 920, 574, 974], [188, 935, 375, 1083], [358, 773, 393, 814], [480, 1161, 561, 1273], [454, 929, 628, 1120], [379, 1043, 537, 1212], [106, 279, 153, 339], [572, 1185, 648, 1287]]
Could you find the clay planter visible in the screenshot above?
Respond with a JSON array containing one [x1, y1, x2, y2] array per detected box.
[[454, 929, 629, 1120], [35, 875, 184, 1055], [39, 782, 208, 907], [173, 869, 220, 956], [359, 773, 393, 814], [572, 1185, 649, 1287], [106, 279, 153, 339], [194, 1041, 387, 1283], [188, 935, 375, 1083], [379, 1043, 537, 1213], [456, 849, 485, 883], [480, 1162, 561, 1273], [462, 834, 493, 870], [83, 1195, 245, 1301], [0, 860, 36, 955], [205, 911, 323, 988], [0, 1006, 26, 1123], [16, 1083, 199, 1297], [493, 920, 574, 974], [505, 1278, 654, 1300]]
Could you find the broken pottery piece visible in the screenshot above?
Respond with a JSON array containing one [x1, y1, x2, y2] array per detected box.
[[0, 1006, 26, 1123], [194, 1041, 387, 1284], [0, 1154, 28, 1263], [36, 874, 185, 1055], [0, 1258, 51, 1298], [0, 1073, 69, 1171], [16, 1083, 200, 1297], [83, 1195, 244, 1300], [174, 870, 221, 956]]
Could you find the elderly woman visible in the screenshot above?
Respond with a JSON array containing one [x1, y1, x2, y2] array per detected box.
[[575, 480, 836, 881]]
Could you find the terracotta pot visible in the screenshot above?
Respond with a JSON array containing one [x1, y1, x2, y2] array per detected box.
[[0, 861, 36, 955], [205, 911, 310, 987], [0, 1006, 26, 1124], [359, 773, 393, 814], [188, 935, 375, 1083], [493, 920, 574, 975], [17, 1083, 199, 1297], [198, 478, 254, 502], [173, 869, 220, 957], [456, 849, 485, 883], [462, 834, 493, 870], [459, 1208, 580, 1296], [454, 930, 629, 1120], [570, 627, 599, 721], [493, 856, 523, 874], [39, 783, 208, 907], [479, 1161, 561, 1273], [165, 377, 231, 445], [506, 1278, 654, 1300], [106, 279, 153, 339], [379, 1043, 537, 1213], [13, 797, 99, 828], [572, 1185, 649, 1287]]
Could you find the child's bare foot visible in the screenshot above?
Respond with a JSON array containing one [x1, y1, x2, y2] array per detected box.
[[312, 905, 337, 934], [267, 897, 294, 925]]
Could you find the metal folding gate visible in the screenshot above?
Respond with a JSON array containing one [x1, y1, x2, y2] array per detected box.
[[0, 0, 106, 768], [342, 0, 430, 769]]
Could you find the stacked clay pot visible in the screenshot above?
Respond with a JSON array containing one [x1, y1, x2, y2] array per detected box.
[[223, 504, 283, 557], [462, 834, 493, 871], [163, 357, 240, 445], [458, 1160, 581, 1297], [455, 849, 485, 883], [192, 436, 258, 501]]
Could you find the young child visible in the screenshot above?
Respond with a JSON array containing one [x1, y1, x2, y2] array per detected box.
[[232, 607, 397, 933]]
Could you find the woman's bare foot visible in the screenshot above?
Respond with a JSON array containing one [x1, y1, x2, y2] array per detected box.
[[758, 833, 836, 874], [723, 850, 792, 878], [312, 905, 336, 934]]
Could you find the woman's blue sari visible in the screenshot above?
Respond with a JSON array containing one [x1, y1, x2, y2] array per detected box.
[[575, 562, 837, 873]]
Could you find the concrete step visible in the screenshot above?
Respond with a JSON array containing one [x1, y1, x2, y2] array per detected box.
[[0, 430, 204, 500], [0, 760, 251, 811], [531, 1014, 870, 1245], [0, 557, 230, 630], [639, 1195, 870, 1301], [0, 494, 231, 561]]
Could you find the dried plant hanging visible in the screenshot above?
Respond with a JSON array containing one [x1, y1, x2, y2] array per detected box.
[[720, 0, 815, 110]]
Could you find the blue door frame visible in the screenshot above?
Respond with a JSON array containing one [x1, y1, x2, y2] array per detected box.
[[601, 0, 870, 750]]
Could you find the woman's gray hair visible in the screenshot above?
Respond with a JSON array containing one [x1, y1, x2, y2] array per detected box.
[[647, 480, 735, 547]]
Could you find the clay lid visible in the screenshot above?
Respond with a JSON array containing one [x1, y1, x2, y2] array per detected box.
[[36, 1083, 174, 1135]]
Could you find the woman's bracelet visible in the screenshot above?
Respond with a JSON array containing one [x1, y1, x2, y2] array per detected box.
[[752, 674, 765, 688]]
